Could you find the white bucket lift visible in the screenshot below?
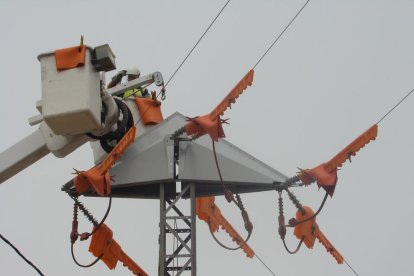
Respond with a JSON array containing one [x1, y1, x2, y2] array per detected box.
[[38, 47, 101, 136]]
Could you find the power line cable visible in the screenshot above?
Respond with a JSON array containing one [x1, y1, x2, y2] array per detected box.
[[252, 0, 311, 70], [165, 0, 231, 88], [376, 87, 414, 124], [344, 259, 360, 276], [132, 0, 231, 127], [0, 233, 45, 276], [255, 251, 276, 276]]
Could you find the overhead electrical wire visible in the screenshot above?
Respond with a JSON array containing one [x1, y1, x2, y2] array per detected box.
[[337, 86, 414, 276], [344, 259, 360, 276], [164, 0, 231, 88], [254, 251, 277, 276], [133, 0, 231, 128], [376, 87, 414, 124], [247, 2, 363, 275], [252, 0, 311, 70], [0, 233, 44, 276]]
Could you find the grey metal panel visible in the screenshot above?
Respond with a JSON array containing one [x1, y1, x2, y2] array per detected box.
[[110, 140, 172, 186], [179, 134, 287, 184], [104, 112, 287, 197], [109, 112, 186, 186]]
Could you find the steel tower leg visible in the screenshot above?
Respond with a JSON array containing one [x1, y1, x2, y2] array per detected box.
[[159, 183, 196, 275]]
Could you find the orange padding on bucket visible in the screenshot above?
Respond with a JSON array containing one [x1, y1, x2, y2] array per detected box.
[[135, 98, 163, 125], [54, 45, 86, 70]]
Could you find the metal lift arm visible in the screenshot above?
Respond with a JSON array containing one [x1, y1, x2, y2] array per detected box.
[[0, 72, 164, 185]]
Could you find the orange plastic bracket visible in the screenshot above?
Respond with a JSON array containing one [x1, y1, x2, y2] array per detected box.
[[73, 167, 111, 196], [184, 69, 254, 141], [135, 98, 163, 125], [73, 126, 136, 196], [185, 115, 225, 141], [196, 196, 255, 258], [298, 124, 378, 196], [324, 124, 378, 172], [54, 45, 86, 71], [196, 196, 221, 232], [209, 69, 254, 120], [293, 206, 344, 264], [98, 126, 137, 175], [89, 224, 148, 275], [298, 165, 338, 197], [293, 206, 317, 248]]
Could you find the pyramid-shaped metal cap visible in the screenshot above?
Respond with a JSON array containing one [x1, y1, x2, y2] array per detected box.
[[104, 112, 287, 199]]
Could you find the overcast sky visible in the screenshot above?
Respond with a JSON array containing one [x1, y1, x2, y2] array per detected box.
[[1, 1, 414, 275]]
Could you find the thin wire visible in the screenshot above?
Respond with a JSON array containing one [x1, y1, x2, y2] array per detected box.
[[344, 259, 360, 276], [255, 251, 277, 276], [282, 237, 304, 254], [376, 87, 414, 124], [0, 233, 45, 276], [165, 0, 231, 88], [89, 196, 112, 236], [129, 0, 231, 127], [128, 0, 231, 126], [208, 219, 252, 251], [71, 243, 103, 268], [253, 0, 311, 70]]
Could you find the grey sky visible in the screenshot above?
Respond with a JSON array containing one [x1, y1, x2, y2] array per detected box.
[[1, 1, 413, 275]]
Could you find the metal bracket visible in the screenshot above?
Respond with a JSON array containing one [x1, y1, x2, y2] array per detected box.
[[107, 72, 164, 97]]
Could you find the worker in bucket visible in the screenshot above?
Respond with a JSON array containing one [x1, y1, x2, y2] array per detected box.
[[107, 66, 150, 98]]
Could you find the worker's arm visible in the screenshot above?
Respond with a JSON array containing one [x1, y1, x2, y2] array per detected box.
[[107, 70, 127, 88]]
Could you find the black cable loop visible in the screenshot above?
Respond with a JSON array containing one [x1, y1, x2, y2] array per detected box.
[[282, 237, 304, 255], [207, 219, 252, 251], [211, 139, 224, 184], [89, 195, 112, 236], [68, 195, 111, 269], [212, 139, 241, 207], [212, 138, 236, 201], [209, 139, 254, 250], [211, 139, 251, 221], [71, 243, 103, 268], [99, 98, 131, 153]]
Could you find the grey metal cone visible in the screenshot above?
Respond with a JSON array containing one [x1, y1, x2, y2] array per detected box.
[[105, 112, 287, 199]]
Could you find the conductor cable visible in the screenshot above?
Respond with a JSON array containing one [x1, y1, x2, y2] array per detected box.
[[0, 233, 45, 276], [253, 0, 311, 70]]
